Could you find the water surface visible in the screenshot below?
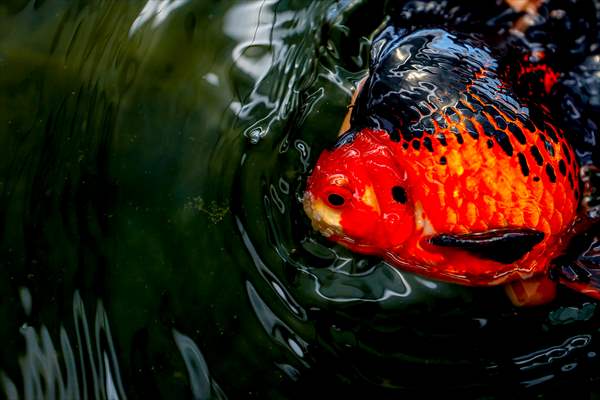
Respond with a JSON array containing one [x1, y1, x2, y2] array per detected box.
[[1, 0, 600, 398]]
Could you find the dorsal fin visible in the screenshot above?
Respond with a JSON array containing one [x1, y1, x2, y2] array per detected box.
[[429, 228, 544, 264]]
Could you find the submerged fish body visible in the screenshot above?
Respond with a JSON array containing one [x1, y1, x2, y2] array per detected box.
[[304, 28, 581, 292]]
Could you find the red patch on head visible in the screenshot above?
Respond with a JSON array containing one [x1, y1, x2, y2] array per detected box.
[[305, 129, 415, 252]]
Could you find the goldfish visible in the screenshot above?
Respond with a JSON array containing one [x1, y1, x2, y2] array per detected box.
[[303, 27, 590, 306]]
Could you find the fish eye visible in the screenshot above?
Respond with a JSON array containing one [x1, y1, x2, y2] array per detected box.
[[323, 183, 352, 208], [391, 186, 407, 204], [327, 193, 346, 207]]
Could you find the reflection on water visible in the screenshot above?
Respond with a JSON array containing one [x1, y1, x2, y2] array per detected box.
[[513, 333, 599, 389], [130, 0, 191, 36], [1, 0, 600, 398], [2, 291, 126, 400], [2, 290, 223, 400], [514, 334, 592, 371], [172, 330, 225, 400], [228, 1, 330, 143], [246, 282, 309, 365]]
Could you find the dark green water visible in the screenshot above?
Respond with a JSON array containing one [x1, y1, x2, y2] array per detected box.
[[1, 1, 600, 399]]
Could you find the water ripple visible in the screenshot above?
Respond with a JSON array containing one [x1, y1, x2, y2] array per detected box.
[[1, 291, 125, 400], [226, 1, 330, 143], [172, 330, 226, 400], [129, 0, 191, 36]]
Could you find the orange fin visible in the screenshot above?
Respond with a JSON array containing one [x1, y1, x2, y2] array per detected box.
[[429, 228, 544, 263], [505, 277, 557, 307]]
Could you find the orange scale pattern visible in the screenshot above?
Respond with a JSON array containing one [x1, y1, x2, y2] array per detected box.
[[366, 95, 580, 284]]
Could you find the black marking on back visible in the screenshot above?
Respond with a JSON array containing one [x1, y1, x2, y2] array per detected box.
[[466, 94, 483, 112], [558, 159, 567, 176], [402, 130, 414, 141], [480, 118, 495, 137], [517, 153, 529, 177], [562, 143, 571, 164], [544, 122, 559, 143], [494, 115, 507, 130], [350, 29, 524, 141], [530, 146, 544, 166], [429, 228, 545, 264], [522, 118, 536, 132], [484, 106, 497, 119], [440, 156, 447, 165], [448, 127, 462, 145], [457, 103, 474, 119], [546, 164, 557, 183], [494, 130, 513, 156], [508, 122, 526, 145], [464, 119, 479, 140], [423, 137, 433, 152], [447, 108, 460, 123], [437, 134, 447, 146]]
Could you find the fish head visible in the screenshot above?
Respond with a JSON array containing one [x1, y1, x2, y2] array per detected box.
[[303, 129, 415, 254]]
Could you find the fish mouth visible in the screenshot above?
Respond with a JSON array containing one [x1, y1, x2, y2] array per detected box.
[[303, 192, 344, 238]]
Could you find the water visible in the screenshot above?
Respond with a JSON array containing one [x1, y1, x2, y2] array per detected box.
[[1, 0, 600, 398]]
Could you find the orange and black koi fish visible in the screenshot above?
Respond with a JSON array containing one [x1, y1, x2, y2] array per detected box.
[[303, 27, 591, 306]]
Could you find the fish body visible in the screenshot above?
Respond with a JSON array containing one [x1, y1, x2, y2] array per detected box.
[[304, 28, 581, 295]]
